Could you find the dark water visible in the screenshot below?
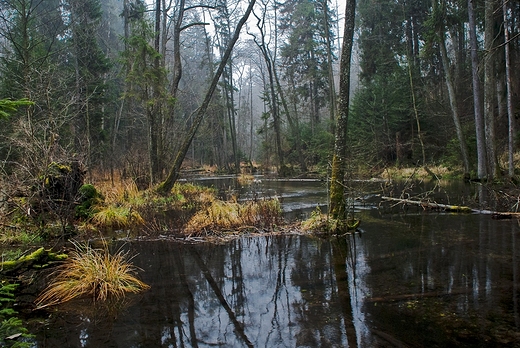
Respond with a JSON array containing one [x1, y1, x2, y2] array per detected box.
[[28, 180, 520, 347]]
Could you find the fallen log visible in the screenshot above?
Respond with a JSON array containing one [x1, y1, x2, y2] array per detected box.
[[380, 196, 520, 218]]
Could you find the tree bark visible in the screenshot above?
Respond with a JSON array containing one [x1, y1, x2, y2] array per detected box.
[[329, 0, 356, 220], [157, 0, 256, 194], [323, 0, 337, 129], [468, 0, 488, 180], [484, 0, 497, 178], [502, 0, 515, 178], [251, 7, 286, 175], [437, 4, 471, 175]]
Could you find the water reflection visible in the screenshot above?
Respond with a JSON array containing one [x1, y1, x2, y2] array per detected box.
[[31, 211, 520, 347]]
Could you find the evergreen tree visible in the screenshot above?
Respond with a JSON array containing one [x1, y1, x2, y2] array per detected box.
[[121, 0, 168, 185], [279, 0, 337, 129], [67, 0, 111, 169]]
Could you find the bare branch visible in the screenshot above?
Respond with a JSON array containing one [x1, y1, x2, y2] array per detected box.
[[180, 22, 209, 31]]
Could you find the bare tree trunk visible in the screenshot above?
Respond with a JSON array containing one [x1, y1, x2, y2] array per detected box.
[[468, 0, 488, 180], [438, 8, 471, 175], [502, 0, 515, 178], [269, 2, 306, 172], [157, 0, 257, 194], [323, 0, 337, 129], [252, 7, 286, 175], [484, 0, 497, 178], [329, 0, 356, 220]]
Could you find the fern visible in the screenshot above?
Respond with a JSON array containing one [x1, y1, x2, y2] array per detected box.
[[0, 282, 34, 348]]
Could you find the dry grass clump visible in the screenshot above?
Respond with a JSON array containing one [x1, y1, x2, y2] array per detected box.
[[380, 165, 453, 180], [301, 208, 360, 234], [92, 205, 144, 229], [170, 183, 216, 204], [185, 198, 282, 233], [236, 174, 255, 185], [36, 242, 149, 308], [94, 177, 142, 205]]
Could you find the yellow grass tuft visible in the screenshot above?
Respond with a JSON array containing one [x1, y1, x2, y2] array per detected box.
[[92, 205, 144, 228], [185, 198, 282, 233], [35, 241, 149, 308], [301, 207, 360, 234], [171, 183, 216, 204]]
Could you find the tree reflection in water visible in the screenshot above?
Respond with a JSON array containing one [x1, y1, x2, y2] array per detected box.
[[31, 213, 520, 347]]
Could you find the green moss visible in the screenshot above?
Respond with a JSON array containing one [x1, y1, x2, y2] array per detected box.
[[0, 248, 68, 272], [75, 184, 104, 220]]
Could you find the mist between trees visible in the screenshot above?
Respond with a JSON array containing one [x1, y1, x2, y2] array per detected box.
[[0, 0, 518, 191]]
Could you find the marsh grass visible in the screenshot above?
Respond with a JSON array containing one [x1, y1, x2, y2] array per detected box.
[[0, 229, 42, 245], [185, 198, 282, 233], [35, 241, 149, 308], [301, 207, 360, 234], [92, 205, 144, 229]]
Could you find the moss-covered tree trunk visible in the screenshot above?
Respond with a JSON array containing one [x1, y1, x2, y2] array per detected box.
[[329, 0, 356, 220]]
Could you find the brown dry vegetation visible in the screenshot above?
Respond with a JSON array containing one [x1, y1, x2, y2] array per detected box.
[[184, 198, 283, 235]]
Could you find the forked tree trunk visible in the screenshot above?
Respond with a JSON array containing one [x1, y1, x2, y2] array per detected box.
[[329, 0, 356, 219]]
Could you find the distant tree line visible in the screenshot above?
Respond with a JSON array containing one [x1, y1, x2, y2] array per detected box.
[[0, 0, 518, 190]]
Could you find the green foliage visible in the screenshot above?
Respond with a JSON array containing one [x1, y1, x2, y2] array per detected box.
[[349, 71, 414, 164], [295, 123, 334, 168], [0, 282, 34, 348], [279, 0, 337, 112], [0, 99, 34, 119]]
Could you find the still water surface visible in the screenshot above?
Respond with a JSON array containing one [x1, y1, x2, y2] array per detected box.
[[31, 180, 520, 347]]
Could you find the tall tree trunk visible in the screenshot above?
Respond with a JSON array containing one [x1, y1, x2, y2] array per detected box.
[[273, 62, 307, 172], [323, 0, 337, 129], [484, 0, 497, 178], [329, 0, 356, 220], [468, 0, 488, 180], [157, 0, 256, 194], [150, 0, 162, 183], [407, 57, 426, 165], [252, 8, 286, 175], [502, 0, 515, 178], [437, 0, 471, 175], [223, 62, 240, 173]]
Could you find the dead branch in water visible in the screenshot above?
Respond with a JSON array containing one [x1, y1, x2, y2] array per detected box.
[[380, 196, 520, 218]]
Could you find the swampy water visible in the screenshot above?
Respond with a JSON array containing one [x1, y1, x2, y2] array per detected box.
[[29, 179, 520, 347]]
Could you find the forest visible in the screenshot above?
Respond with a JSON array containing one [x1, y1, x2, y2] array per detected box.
[[0, 0, 518, 191], [0, 1, 520, 344]]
